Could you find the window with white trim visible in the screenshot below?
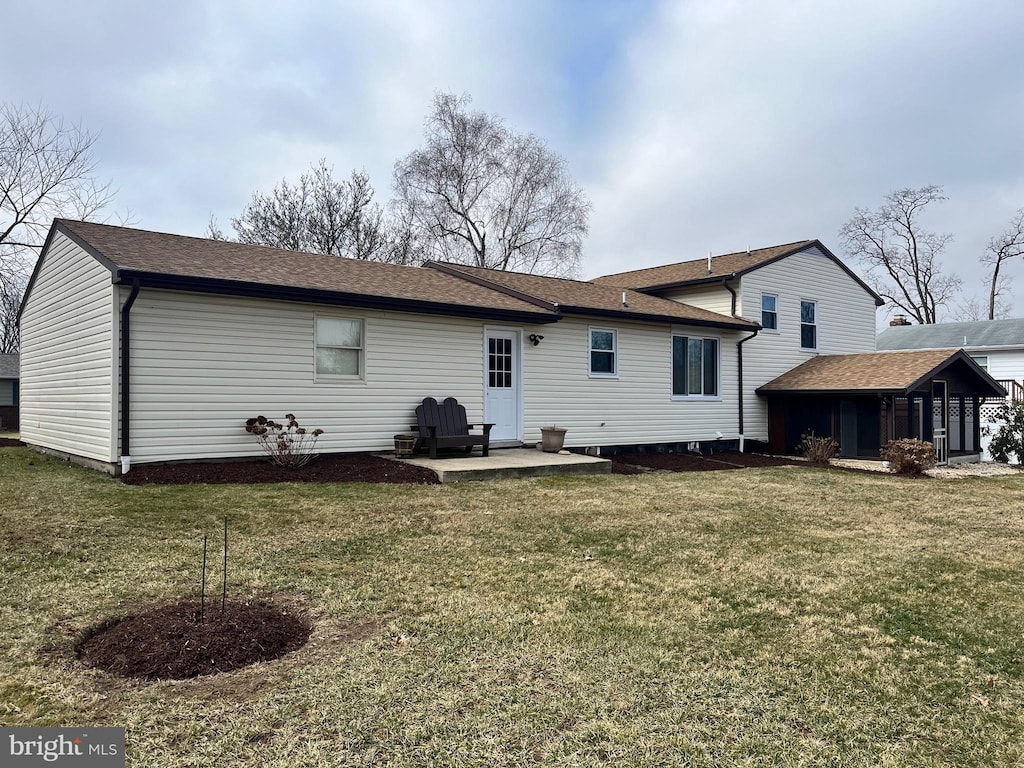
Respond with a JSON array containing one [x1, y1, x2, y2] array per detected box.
[[761, 293, 778, 331], [589, 328, 617, 377], [800, 300, 817, 350], [672, 335, 719, 397], [316, 316, 363, 377], [971, 354, 989, 371]]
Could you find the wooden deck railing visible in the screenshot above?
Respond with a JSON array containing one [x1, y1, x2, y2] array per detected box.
[[994, 379, 1024, 403]]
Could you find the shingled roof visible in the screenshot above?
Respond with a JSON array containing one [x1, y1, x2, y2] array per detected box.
[[877, 318, 1024, 351], [595, 239, 884, 307], [0, 354, 18, 379], [757, 349, 1005, 397], [426, 262, 758, 330], [35, 220, 559, 324], [27, 220, 756, 331]]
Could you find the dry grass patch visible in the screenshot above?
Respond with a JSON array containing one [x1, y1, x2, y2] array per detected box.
[[2, 446, 1024, 765]]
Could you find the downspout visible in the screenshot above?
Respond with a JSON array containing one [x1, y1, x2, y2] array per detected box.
[[723, 278, 758, 452], [120, 279, 140, 474], [722, 278, 738, 317], [736, 329, 760, 452]]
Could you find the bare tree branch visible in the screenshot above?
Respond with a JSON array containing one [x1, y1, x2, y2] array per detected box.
[[838, 185, 959, 323], [1, 102, 118, 351], [982, 208, 1024, 319], [393, 93, 590, 277], [223, 161, 411, 264]]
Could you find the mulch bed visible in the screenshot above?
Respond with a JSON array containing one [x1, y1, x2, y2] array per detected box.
[[76, 599, 312, 680], [610, 450, 805, 474], [0, 438, 23, 447], [121, 453, 440, 485]]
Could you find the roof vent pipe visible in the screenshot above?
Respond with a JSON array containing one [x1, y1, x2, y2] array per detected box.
[[622, 291, 628, 307], [707, 252, 712, 275]]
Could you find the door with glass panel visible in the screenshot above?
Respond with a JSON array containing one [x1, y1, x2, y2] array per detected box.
[[484, 330, 521, 443]]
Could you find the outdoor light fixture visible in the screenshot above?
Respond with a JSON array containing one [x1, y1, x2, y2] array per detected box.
[[529, 334, 544, 346]]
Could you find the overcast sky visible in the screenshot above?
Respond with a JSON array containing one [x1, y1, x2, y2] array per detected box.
[[5, 0, 1023, 319]]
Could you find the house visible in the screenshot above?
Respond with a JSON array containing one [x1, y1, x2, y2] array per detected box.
[[18, 219, 761, 474], [0, 353, 18, 431], [595, 240, 885, 446], [22, 220, 1003, 472], [877, 317, 1024, 458], [755, 349, 1004, 462]]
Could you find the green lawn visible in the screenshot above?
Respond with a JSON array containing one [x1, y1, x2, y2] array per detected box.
[[2, 446, 1024, 767]]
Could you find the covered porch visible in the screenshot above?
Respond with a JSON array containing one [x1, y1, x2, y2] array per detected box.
[[757, 349, 1006, 464]]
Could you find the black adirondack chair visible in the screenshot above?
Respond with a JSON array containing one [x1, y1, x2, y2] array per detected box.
[[412, 397, 493, 458]]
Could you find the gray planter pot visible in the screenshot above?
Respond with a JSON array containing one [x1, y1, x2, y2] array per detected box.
[[540, 427, 567, 453]]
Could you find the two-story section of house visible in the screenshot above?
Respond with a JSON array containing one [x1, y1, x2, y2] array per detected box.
[[595, 241, 884, 446]]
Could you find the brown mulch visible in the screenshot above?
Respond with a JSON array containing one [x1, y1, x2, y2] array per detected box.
[[121, 453, 440, 485], [76, 599, 312, 680], [0, 437, 23, 447], [610, 450, 805, 474]]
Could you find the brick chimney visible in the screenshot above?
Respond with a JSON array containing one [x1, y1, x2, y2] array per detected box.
[[889, 314, 911, 326]]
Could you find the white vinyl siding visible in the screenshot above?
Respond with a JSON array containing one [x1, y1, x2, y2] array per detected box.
[[983, 350, 1024, 381], [736, 246, 878, 440], [125, 290, 489, 463], [521, 317, 742, 447], [659, 284, 733, 316], [19, 232, 116, 461]]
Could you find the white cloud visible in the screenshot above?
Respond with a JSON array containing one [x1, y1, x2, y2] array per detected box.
[[3, 0, 1022, 316]]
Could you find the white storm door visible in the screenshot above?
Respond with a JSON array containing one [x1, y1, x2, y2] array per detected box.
[[484, 330, 521, 443]]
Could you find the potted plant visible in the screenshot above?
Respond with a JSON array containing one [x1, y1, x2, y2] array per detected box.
[[539, 426, 567, 453]]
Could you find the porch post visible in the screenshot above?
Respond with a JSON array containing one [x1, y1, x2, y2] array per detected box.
[[973, 395, 981, 453], [906, 395, 915, 439], [959, 395, 967, 453], [923, 392, 933, 442]]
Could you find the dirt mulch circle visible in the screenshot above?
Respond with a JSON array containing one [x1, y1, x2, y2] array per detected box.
[[610, 450, 805, 474], [121, 452, 440, 485], [76, 599, 312, 680]]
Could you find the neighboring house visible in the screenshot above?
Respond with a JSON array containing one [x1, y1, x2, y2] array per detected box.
[[595, 241, 885, 446], [877, 318, 1024, 459], [0, 353, 18, 431], [18, 220, 760, 474], [756, 349, 1004, 462]]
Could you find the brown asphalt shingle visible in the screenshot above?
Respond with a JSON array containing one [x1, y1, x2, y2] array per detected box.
[[428, 262, 757, 328], [593, 241, 816, 289], [56, 220, 557, 317], [757, 349, 970, 393]]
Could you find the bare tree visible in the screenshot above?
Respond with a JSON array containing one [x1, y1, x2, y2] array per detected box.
[[223, 161, 411, 263], [981, 208, 1024, 320], [839, 185, 959, 324], [0, 269, 26, 353], [393, 93, 590, 277], [1, 102, 116, 351]]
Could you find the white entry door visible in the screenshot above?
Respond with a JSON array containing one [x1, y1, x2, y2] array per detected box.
[[484, 330, 521, 443]]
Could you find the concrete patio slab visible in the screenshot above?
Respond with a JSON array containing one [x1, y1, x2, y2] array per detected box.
[[394, 448, 611, 483]]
